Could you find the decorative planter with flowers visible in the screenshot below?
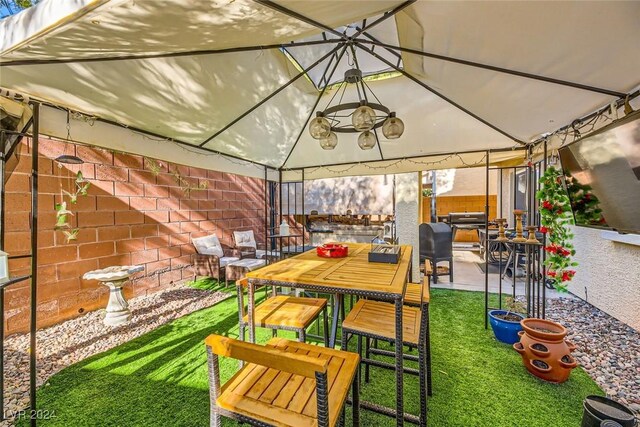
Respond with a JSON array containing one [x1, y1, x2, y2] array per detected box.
[[536, 166, 578, 292]]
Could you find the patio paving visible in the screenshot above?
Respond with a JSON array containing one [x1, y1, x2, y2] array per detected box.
[[429, 250, 571, 299]]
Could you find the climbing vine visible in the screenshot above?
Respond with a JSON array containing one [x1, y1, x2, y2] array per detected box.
[[144, 158, 208, 196], [55, 170, 91, 242], [536, 166, 577, 292]]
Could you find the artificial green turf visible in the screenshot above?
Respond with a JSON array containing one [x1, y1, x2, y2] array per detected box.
[[20, 289, 602, 427]]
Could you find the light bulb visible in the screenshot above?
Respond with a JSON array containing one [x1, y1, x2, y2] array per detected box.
[[352, 105, 376, 131], [382, 114, 404, 139], [319, 132, 338, 150], [358, 131, 376, 150], [309, 115, 331, 139]]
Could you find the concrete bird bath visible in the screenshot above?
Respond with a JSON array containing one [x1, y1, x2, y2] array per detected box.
[[83, 265, 144, 326]]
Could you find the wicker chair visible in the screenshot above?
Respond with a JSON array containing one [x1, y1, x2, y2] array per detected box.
[[192, 234, 242, 282], [232, 229, 279, 260], [205, 334, 360, 427]]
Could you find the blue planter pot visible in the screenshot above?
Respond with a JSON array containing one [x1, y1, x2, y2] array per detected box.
[[488, 310, 525, 344]]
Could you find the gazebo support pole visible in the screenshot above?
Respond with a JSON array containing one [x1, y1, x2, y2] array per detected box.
[[484, 151, 490, 329], [542, 140, 548, 318], [0, 133, 5, 421], [29, 101, 40, 427], [301, 170, 305, 249], [264, 166, 268, 263]]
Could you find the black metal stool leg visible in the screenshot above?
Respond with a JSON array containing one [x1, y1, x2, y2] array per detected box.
[[323, 307, 329, 347], [419, 344, 428, 427], [352, 355, 360, 427], [364, 337, 371, 383], [426, 305, 432, 396], [357, 335, 363, 386]]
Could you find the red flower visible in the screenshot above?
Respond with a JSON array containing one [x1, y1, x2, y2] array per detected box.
[[542, 201, 554, 210], [539, 226, 549, 234], [556, 207, 564, 214], [547, 271, 557, 277]]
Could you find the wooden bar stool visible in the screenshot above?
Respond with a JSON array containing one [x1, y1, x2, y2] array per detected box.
[[236, 278, 329, 346], [342, 278, 431, 426], [205, 334, 360, 427]]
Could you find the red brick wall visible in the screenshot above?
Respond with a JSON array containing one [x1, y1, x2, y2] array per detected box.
[[3, 138, 266, 335]]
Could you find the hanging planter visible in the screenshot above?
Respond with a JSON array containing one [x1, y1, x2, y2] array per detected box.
[[536, 166, 577, 292]]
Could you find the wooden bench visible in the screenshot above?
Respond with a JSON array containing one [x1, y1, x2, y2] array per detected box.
[[205, 334, 360, 427]]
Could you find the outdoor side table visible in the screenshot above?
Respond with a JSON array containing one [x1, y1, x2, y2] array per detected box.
[[225, 258, 266, 286], [83, 265, 144, 326]]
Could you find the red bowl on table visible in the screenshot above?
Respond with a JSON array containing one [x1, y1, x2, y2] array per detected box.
[[316, 244, 349, 258]]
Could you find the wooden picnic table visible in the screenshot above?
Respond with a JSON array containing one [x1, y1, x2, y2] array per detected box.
[[246, 242, 413, 426]]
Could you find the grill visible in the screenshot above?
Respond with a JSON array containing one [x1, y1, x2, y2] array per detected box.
[[419, 223, 453, 284], [448, 212, 486, 243]]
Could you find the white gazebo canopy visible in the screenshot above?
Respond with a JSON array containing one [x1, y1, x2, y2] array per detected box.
[[1, 0, 638, 180]]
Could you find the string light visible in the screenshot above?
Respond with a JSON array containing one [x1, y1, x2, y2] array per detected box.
[[296, 152, 490, 175]]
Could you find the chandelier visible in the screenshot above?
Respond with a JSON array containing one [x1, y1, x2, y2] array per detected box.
[[308, 68, 405, 150]]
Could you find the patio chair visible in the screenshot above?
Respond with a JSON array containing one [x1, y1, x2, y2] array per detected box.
[[205, 334, 360, 427], [342, 277, 431, 426], [192, 234, 242, 282], [236, 278, 329, 346], [232, 229, 279, 260]]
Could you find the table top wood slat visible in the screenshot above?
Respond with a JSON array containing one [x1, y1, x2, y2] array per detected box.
[[246, 242, 412, 296]]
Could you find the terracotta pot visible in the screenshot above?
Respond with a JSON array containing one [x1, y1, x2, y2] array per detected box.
[[513, 318, 578, 383]]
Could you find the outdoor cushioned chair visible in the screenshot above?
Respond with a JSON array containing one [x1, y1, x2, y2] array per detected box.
[[342, 277, 431, 426], [232, 229, 279, 260], [205, 334, 360, 427], [236, 278, 329, 346], [192, 234, 242, 282]]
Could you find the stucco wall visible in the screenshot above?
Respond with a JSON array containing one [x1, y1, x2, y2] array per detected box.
[[568, 226, 640, 331], [395, 172, 420, 282], [426, 167, 498, 197]]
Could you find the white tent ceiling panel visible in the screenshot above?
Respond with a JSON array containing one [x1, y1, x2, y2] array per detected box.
[[1, 1, 638, 180], [284, 75, 516, 169], [1, 0, 401, 62], [0, 49, 311, 146], [203, 77, 318, 167], [407, 56, 616, 142], [402, 1, 640, 94], [36, 104, 276, 179], [282, 149, 526, 182], [286, 14, 403, 88]]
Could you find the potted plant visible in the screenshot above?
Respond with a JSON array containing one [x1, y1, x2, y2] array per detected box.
[[488, 297, 526, 344], [513, 318, 578, 383]]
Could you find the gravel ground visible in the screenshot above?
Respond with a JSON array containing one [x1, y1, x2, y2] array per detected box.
[[546, 296, 640, 420], [2, 284, 228, 426]]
